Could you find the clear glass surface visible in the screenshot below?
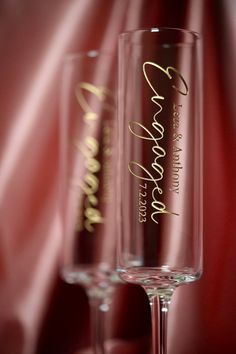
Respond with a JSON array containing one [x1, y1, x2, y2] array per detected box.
[[60, 51, 118, 354], [117, 28, 203, 354]]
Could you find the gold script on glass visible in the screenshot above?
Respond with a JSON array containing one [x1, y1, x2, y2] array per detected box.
[[128, 62, 189, 225], [73, 82, 114, 233]]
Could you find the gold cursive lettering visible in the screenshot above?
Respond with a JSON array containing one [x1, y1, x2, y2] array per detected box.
[[128, 61, 189, 224], [73, 136, 104, 232], [128, 161, 163, 194], [143, 62, 188, 97], [75, 82, 114, 122], [73, 101, 103, 231], [84, 208, 104, 233], [73, 82, 115, 232], [74, 82, 114, 232]]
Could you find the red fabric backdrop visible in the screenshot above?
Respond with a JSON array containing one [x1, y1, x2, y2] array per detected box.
[[0, 1, 235, 353]]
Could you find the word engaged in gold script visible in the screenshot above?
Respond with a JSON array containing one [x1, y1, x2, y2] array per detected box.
[[128, 62, 188, 224], [74, 82, 113, 232]]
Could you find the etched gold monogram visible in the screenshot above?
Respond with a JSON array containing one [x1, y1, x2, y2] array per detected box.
[[128, 62, 188, 224]]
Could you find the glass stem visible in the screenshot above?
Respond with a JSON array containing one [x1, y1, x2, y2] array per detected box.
[[88, 292, 110, 354], [88, 295, 107, 354], [146, 288, 174, 354]]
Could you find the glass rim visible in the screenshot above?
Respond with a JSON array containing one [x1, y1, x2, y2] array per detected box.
[[119, 27, 201, 42], [63, 49, 113, 62]]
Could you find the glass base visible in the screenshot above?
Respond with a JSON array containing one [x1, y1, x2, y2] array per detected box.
[[118, 266, 202, 288]]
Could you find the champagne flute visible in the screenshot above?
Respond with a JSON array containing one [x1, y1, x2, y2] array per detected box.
[[60, 50, 118, 354], [117, 28, 203, 354]]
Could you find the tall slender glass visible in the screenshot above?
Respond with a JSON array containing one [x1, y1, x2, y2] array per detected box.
[[60, 51, 118, 354], [117, 28, 203, 354]]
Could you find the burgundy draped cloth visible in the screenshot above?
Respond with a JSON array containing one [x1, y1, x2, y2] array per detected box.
[[0, 1, 235, 353]]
